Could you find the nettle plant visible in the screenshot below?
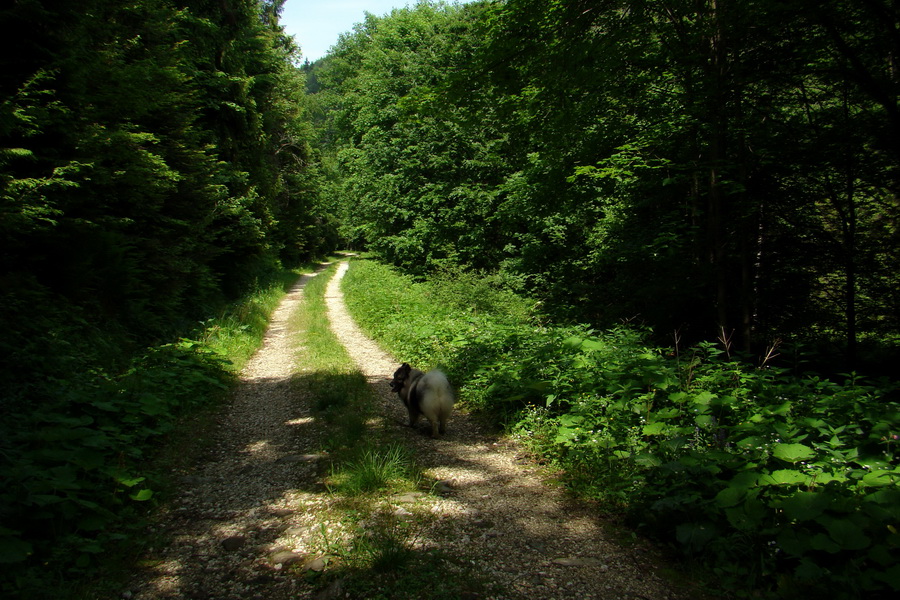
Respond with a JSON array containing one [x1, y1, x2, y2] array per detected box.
[[340, 260, 899, 596], [505, 331, 900, 598]]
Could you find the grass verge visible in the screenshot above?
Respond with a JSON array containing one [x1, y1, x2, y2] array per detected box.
[[287, 260, 499, 599], [56, 258, 334, 600]]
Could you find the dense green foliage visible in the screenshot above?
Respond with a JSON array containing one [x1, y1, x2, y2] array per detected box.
[[314, 11, 900, 592], [313, 0, 900, 366], [3, 0, 899, 597], [0, 0, 333, 595], [343, 258, 900, 598]]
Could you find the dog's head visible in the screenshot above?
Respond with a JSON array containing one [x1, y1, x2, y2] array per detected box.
[[390, 363, 412, 394]]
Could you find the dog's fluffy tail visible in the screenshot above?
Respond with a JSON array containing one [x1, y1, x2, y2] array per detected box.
[[419, 369, 454, 435]]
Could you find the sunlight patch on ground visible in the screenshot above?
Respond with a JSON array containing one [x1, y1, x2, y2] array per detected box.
[[244, 440, 276, 454]]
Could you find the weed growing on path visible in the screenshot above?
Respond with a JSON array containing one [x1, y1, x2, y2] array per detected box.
[[327, 444, 421, 495]]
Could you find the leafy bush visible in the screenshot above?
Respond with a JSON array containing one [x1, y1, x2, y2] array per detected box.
[[0, 263, 314, 597], [512, 337, 900, 597], [341, 258, 900, 599], [0, 339, 230, 592], [340, 258, 537, 384]]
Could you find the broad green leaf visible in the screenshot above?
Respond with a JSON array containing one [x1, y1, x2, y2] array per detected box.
[[760, 469, 809, 486], [634, 453, 662, 467], [642, 422, 667, 435], [130, 489, 154, 501], [874, 564, 900, 591], [810, 471, 846, 485], [692, 391, 716, 405], [863, 489, 900, 514], [654, 407, 681, 419], [823, 517, 871, 550], [668, 391, 688, 403], [562, 336, 583, 349], [855, 456, 891, 470], [772, 401, 792, 415], [116, 476, 146, 487], [861, 469, 899, 487], [694, 414, 716, 428], [729, 471, 760, 489], [779, 491, 830, 521], [869, 544, 895, 567], [580, 339, 605, 351], [772, 443, 815, 463], [724, 502, 765, 531], [714, 486, 745, 508], [736, 436, 765, 450], [810, 533, 841, 553], [558, 414, 584, 427], [795, 559, 825, 581]]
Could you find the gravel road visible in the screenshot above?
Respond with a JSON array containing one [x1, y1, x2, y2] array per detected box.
[[127, 260, 693, 600]]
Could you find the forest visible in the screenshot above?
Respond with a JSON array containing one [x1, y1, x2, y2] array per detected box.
[[1, 0, 898, 598]]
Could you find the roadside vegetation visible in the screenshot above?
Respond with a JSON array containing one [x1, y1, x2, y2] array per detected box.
[[1, 1, 335, 595], [0, 262, 320, 598], [341, 257, 900, 599]]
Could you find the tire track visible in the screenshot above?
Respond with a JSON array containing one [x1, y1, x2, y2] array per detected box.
[[130, 265, 333, 600]]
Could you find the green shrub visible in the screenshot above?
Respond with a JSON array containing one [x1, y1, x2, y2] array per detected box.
[[0, 264, 312, 597], [0, 339, 230, 591], [341, 257, 900, 599]]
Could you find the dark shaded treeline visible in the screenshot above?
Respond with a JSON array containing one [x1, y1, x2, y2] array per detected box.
[[0, 0, 333, 594], [311, 0, 899, 368], [2, 0, 331, 347]]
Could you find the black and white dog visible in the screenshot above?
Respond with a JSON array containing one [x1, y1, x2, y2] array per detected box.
[[389, 363, 454, 438]]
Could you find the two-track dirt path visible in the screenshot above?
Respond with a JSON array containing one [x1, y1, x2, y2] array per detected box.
[[128, 260, 690, 600], [324, 260, 689, 600]]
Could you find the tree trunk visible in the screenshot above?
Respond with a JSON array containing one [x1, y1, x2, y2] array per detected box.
[[707, 0, 729, 337]]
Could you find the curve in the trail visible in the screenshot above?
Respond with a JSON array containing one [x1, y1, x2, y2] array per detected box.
[[325, 260, 400, 402]]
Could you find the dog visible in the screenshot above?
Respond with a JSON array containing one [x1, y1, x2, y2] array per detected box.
[[390, 363, 454, 438]]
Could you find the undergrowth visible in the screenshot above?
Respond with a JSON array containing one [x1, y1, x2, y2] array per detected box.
[[341, 257, 900, 599], [0, 260, 324, 599]]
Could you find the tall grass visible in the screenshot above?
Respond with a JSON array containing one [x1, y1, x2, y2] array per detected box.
[[327, 444, 420, 495], [199, 263, 320, 371]]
